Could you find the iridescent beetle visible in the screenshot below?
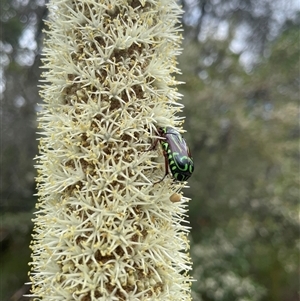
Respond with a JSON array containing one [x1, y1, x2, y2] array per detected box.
[[149, 126, 194, 183]]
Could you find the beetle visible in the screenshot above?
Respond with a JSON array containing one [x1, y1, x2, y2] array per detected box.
[[149, 126, 194, 183]]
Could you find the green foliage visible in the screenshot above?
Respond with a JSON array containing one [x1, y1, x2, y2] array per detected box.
[[0, 0, 23, 46], [0, 212, 33, 300], [180, 27, 299, 301]]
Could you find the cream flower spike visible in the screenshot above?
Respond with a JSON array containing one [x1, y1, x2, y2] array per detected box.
[[28, 0, 193, 300]]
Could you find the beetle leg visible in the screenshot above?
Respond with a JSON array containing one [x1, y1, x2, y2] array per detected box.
[[147, 127, 166, 152], [153, 150, 169, 185], [146, 137, 159, 151]]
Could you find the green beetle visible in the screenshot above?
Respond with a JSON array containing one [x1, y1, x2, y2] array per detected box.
[[150, 127, 194, 183]]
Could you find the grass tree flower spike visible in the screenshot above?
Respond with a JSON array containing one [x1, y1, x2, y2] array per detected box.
[[28, 0, 192, 299]]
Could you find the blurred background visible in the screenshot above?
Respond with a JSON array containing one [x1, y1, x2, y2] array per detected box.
[[0, 0, 299, 300]]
